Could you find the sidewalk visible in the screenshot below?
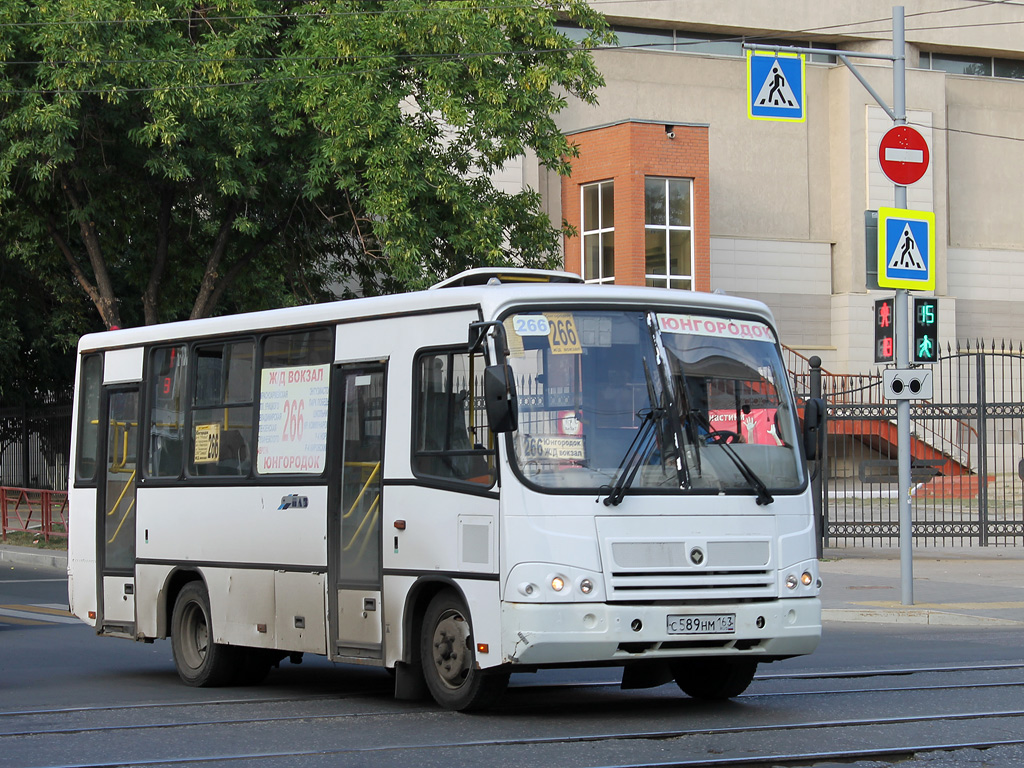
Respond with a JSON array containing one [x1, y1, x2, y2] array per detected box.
[[0, 543, 68, 572], [820, 546, 1024, 626]]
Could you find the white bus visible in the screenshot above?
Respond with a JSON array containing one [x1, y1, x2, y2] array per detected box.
[[67, 269, 824, 711]]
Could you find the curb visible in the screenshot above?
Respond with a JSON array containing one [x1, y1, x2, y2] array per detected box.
[[0, 545, 68, 572], [823, 607, 1024, 627]]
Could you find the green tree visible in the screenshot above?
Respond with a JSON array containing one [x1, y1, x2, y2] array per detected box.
[[0, 254, 96, 406], [0, 0, 611, 334]]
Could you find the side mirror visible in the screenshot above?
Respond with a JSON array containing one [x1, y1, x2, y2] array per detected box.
[[802, 397, 825, 461], [483, 364, 518, 434]]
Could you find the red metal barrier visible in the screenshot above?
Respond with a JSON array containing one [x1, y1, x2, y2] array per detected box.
[[1, 486, 69, 542]]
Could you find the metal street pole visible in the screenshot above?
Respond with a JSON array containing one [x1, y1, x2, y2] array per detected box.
[[746, 7, 915, 603], [892, 6, 914, 606]]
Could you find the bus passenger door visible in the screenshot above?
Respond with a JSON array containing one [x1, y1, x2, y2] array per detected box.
[[99, 388, 139, 635], [329, 364, 385, 659]]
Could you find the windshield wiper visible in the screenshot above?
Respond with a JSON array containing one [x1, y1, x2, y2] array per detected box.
[[601, 406, 662, 507], [687, 409, 774, 506], [647, 314, 697, 488], [717, 439, 775, 506]]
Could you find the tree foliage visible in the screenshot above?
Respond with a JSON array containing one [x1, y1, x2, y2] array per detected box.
[[0, 0, 611, 341], [0, 256, 94, 404]]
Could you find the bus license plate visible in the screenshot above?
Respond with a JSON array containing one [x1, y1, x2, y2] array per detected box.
[[666, 614, 736, 635]]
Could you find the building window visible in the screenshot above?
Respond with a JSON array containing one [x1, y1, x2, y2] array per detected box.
[[645, 177, 693, 290], [582, 180, 615, 284], [923, 52, 991, 77], [994, 58, 1024, 80], [922, 52, 1024, 80], [555, 23, 836, 62]]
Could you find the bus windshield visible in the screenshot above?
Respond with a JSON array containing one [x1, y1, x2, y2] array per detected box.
[[504, 309, 803, 496]]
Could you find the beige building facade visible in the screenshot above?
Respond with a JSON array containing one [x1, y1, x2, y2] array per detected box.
[[515, 1, 1024, 373]]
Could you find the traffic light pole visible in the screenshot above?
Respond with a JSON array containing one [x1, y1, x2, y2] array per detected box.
[[891, 8, 915, 606], [748, 7, 915, 603]]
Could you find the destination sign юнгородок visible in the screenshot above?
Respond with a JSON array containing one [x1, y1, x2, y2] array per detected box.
[[657, 314, 776, 343]]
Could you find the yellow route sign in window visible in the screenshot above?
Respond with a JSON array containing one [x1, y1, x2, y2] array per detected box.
[[194, 423, 221, 463], [546, 313, 581, 355]]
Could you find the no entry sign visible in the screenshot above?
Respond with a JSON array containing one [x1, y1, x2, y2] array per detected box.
[[878, 125, 930, 186]]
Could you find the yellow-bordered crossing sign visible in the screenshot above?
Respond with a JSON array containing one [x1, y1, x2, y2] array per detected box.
[[877, 207, 935, 291], [747, 51, 806, 122]]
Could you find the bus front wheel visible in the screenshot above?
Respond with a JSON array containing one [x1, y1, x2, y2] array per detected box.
[[420, 591, 508, 711], [672, 658, 758, 700], [171, 581, 239, 687]]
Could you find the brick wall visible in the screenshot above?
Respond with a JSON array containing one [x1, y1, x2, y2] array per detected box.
[[561, 121, 710, 291]]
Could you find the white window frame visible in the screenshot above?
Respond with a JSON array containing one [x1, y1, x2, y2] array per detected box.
[[644, 176, 694, 290], [581, 180, 615, 284]]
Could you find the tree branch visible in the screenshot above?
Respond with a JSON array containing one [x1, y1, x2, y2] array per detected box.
[[46, 216, 99, 305], [190, 200, 241, 320], [59, 170, 121, 328], [142, 188, 173, 325], [205, 224, 283, 315]]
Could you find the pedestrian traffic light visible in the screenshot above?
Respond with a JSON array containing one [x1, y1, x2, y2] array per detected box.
[[874, 297, 894, 363], [913, 298, 938, 363]]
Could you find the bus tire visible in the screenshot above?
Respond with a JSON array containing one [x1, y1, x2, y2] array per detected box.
[[420, 590, 508, 711], [171, 581, 239, 687], [672, 658, 758, 700]]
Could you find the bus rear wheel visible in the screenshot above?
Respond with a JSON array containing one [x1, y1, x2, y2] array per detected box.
[[672, 658, 758, 700], [420, 591, 508, 711], [171, 581, 239, 687]]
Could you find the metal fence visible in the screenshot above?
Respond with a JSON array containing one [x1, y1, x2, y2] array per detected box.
[[0, 403, 72, 492], [1, 486, 69, 542], [789, 341, 1024, 548]]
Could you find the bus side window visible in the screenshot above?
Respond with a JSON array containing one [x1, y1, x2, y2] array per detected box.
[[412, 350, 494, 486], [255, 328, 333, 478], [147, 345, 186, 479], [189, 340, 254, 477], [75, 354, 103, 484]]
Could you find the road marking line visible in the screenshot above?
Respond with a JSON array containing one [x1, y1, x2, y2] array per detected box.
[[0, 615, 49, 626], [3, 603, 72, 616], [0, 605, 81, 624]]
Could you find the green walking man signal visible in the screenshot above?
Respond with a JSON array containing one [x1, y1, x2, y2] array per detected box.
[[913, 298, 938, 363]]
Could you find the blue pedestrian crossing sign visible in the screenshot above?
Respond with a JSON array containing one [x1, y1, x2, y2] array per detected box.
[[877, 207, 936, 290], [747, 51, 805, 122]]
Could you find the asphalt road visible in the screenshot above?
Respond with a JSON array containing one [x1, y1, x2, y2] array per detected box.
[[3, 550, 1024, 767]]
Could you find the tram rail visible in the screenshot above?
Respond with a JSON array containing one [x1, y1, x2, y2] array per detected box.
[[3, 662, 1024, 767]]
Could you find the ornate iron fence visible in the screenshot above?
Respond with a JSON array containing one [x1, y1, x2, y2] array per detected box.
[[790, 342, 1024, 547]]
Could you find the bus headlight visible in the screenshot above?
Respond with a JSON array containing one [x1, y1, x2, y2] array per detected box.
[[518, 582, 538, 597], [801, 571, 814, 587], [786, 573, 798, 590], [506, 564, 603, 602]]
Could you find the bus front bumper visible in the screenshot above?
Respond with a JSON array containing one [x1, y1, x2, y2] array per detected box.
[[500, 597, 821, 666]]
